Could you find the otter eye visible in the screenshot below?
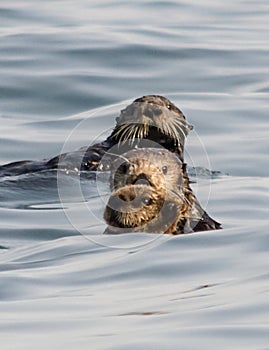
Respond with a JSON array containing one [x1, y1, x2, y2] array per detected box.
[[142, 197, 152, 206], [162, 166, 168, 175], [167, 104, 171, 109], [119, 163, 128, 174]]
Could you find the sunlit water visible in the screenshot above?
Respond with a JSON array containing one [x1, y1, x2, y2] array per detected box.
[[1, 1, 269, 349]]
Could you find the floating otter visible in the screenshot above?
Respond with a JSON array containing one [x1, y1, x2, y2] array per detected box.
[[104, 148, 221, 234], [0, 95, 192, 177]]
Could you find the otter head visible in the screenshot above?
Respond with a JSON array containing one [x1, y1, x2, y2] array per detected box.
[[110, 148, 184, 194], [104, 147, 193, 234], [107, 95, 193, 161]]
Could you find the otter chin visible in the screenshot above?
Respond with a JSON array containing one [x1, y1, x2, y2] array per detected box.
[[104, 148, 221, 234], [0, 95, 192, 177]]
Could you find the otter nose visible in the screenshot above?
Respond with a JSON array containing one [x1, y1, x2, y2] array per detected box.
[[144, 105, 162, 119], [132, 173, 150, 186], [118, 192, 135, 202]]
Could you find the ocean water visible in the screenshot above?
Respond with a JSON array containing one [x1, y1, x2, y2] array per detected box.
[[1, 0, 269, 349]]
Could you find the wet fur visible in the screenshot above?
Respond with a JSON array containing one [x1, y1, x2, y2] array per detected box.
[[0, 95, 192, 176], [104, 148, 221, 234]]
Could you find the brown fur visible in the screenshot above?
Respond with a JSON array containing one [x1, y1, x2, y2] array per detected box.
[[104, 148, 221, 234]]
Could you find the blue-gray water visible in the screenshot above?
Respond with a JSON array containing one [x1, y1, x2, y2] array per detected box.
[[1, 1, 269, 349]]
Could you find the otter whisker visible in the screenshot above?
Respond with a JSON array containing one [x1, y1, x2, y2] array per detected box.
[[163, 118, 178, 136], [122, 126, 135, 146], [138, 125, 145, 139], [123, 125, 135, 144], [172, 119, 189, 137], [162, 121, 172, 139], [112, 124, 127, 139], [169, 116, 189, 128], [143, 123, 149, 138], [118, 124, 133, 145], [137, 124, 144, 138], [120, 124, 140, 144], [113, 128, 131, 145], [132, 125, 141, 144]]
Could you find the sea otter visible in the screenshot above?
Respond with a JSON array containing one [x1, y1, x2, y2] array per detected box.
[[0, 95, 192, 177], [104, 148, 221, 234]]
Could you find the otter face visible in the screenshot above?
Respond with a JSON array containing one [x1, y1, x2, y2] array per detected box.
[[108, 95, 193, 158], [104, 183, 185, 234], [104, 184, 164, 229], [104, 148, 190, 234], [110, 148, 184, 194]]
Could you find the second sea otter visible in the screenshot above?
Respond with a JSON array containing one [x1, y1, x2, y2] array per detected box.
[[0, 95, 192, 177], [104, 148, 221, 234]]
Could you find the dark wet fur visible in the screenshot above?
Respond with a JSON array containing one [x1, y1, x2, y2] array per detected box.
[[0, 142, 109, 177], [0, 95, 191, 177]]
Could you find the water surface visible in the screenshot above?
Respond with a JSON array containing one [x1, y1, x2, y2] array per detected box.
[[1, 1, 269, 349]]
